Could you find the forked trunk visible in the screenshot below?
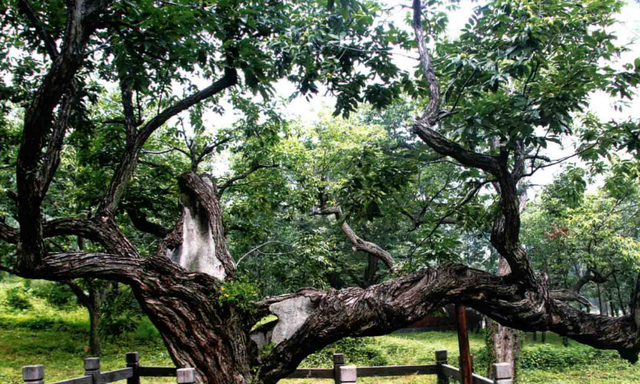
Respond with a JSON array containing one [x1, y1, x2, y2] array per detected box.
[[132, 173, 257, 383]]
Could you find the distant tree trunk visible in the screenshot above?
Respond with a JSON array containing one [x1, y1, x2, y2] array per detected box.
[[486, 258, 522, 382], [66, 235, 106, 356], [66, 279, 105, 355], [88, 292, 102, 355], [363, 255, 379, 288], [597, 283, 604, 315], [613, 272, 627, 316], [532, 332, 537, 341], [541, 332, 546, 343]]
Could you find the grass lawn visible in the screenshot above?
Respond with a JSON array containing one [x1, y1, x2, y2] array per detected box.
[[1, 277, 639, 383]]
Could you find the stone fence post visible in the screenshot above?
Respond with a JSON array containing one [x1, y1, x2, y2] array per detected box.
[[435, 350, 449, 384], [333, 353, 345, 383], [338, 366, 357, 384], [493, 362, 513, 384], [126, 352, 140, 384], [84, 357, 102, 384], [23, 365, 44, 384], [177, 368, 196, 384]]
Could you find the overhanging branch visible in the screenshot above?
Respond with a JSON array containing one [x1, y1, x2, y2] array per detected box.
[[17, 0, 59, 59], [218, 163, 278, 197], [125, 206, 170, 238], [257, 263, 640, 382], [98, 69, 239, 216]]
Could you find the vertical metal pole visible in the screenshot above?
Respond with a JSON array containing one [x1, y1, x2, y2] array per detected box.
[[456, 304, 473, 384], [458, 355, 475, 372]]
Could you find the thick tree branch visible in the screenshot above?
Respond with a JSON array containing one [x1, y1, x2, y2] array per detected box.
[[0, 219, 18, 243], [549, 290, 591, 307], [98, 69, 238, 216], [125, 206, 170, 238], [17, 0, 60, 59], [64, 280, 91, 308], [257, 263, 640, 383], [119, 77, 138, 141], [40, 88, 75, 199], [410, 1, 536, 286], [43, 217, 140, 258], [16, 0, 114, 270], [410, 2, 499, 176], [17, 251, 142, 281], [155, 172, 235, 278], [218, 163, 278, 197], [412, 0, 439, 125], [550, 268, 615, 307], [311, 207, 395, 270]]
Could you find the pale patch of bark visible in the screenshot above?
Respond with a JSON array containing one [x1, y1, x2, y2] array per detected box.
[[167, 203, 226, 280], [269, 296, 315, 345]]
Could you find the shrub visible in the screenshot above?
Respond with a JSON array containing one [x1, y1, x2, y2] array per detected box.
[[20, 317, 59, 331], [99, 285, 143, 341], [4, 286, 33, 311], [519, 344, 618, 370], [31, 282, 77, 309], [215, 277, 260, 315], [133, 317, 161, 341], [301, 337, 388, 368]]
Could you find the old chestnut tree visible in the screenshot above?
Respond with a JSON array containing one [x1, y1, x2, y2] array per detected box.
[[1, 0, 640, 383]]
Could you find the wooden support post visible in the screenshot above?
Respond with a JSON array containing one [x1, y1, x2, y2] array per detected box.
[[177, 368, 196, 384], [458, 354, 474, 372], [84, 358, 102, 384], [456, 304, 473, 384], [126, 352, 140, 384], [23, 365, 44, 384], [338, 366, 357, 384], [493, 362, 513, 384], [435, 350, 449, 384], [333, 353, 345, 384]]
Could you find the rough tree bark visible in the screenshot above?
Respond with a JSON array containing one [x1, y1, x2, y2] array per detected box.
[[2, 1, 640, 384], [486, 258, 522, 382]]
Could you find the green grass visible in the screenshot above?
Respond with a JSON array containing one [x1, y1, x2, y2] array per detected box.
[[1, 277, 640, 383]]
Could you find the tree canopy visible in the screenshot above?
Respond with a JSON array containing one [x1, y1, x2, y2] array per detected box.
[[1, 0, 640, 383]]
